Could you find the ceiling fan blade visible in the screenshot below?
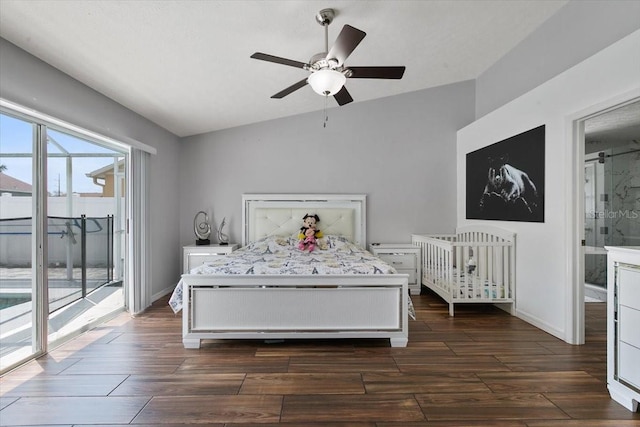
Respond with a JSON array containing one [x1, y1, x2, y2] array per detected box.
[[326, 25, 366, 65], [250, 52, 308, 69], [271, 78, 309, 99], [348, 66, 406, 79], [333, 86, 353, 106]]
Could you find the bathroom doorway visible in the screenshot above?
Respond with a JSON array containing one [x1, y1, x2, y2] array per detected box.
[[583, 100, 640, 303]]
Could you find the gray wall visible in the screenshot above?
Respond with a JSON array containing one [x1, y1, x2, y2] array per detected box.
[[179, 81, 475, 247], [0, 38, 182, 301], [476, 0, 640, 119]]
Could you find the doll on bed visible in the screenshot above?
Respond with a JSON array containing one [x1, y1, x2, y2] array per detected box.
[[298, 213, 326, 252]]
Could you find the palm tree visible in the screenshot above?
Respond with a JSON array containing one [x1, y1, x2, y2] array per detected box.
[[0, 164, 6, 173]]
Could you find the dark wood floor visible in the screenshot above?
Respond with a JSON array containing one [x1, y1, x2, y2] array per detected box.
[[1, 290, 639, 426]]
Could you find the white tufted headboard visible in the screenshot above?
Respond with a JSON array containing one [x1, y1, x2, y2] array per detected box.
[[242, 194, 367, 247]]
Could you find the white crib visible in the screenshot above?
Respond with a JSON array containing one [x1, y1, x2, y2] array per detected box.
[[412, 225, 516, 316]]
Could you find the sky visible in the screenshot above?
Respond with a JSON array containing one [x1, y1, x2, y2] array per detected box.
[[0, 112, 124, 194]]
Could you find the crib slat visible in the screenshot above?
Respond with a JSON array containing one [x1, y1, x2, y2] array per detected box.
[[503, 244, 508, 299], [495, 245, 503, 298], [471, 245, 476, 299], [487, 245, 493, 298], [477, 245, 484, 299], [456, 245, 463, 299]]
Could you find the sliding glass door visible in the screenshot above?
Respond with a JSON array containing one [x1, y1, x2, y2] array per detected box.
[[45, 127, 127, 346], [0, 110, 128, 372], [0, 113, 40, 369]]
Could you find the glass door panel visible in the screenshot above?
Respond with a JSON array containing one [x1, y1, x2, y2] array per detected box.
[[584, 157, 607, 286], [0, 113, 39, 371], [45, 128, 126, 345], [607, 145, 640, 247]]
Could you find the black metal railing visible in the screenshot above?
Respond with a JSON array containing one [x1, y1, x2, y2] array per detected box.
[[0, 215, 115, 313]]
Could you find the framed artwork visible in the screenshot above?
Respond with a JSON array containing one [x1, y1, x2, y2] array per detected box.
[[466, 125, 545, 222]]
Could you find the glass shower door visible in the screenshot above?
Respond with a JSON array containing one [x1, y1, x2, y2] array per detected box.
[[607, 146, 640, 248], [584, 157, 607, 287], [584, 144, 640, 295]]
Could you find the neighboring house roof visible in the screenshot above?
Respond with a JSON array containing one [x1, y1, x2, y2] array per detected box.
[[0, 172, 32, 194], [86, 159, 125, 178]]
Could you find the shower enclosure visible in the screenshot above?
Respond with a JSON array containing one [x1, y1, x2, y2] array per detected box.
[[584, 144, 640, 299]]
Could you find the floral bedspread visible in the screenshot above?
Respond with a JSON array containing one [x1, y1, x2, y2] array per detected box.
[[191, 235, 397, 276]]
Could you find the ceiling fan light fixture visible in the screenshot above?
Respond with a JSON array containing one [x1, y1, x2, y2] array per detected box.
[[308, 69, 346, 96], [250, 9, 404, 106]]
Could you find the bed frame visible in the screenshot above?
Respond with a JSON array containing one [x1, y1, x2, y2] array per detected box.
[[411, 225, 515, 316], [181, 194, 409, 348]]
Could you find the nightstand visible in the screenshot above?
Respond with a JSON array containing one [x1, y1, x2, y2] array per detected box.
[[183, 243, 239, 273], [369, 243, 421, 295]]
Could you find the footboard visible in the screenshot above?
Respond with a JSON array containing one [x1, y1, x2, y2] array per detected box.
[[412, 226, 515, 316], [180, 274, 409, 348]]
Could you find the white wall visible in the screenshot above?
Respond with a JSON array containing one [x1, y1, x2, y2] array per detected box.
[[457, 30, 640, 342], [475, 0, 640, 119], [0, 38, 182, 302], [179, 81, 475, 248]]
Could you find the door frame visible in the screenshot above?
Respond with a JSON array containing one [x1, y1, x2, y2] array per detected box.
[[567, 89, 640, 345]]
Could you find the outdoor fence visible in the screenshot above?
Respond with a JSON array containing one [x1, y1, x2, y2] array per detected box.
[[0, 215, 114, 312]]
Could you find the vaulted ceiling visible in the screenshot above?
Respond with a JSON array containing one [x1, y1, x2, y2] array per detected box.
[[1, 0, 570, 137]]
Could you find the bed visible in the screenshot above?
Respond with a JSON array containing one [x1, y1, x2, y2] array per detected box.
[[170, 194, 410, 348], [411, 225, 516, 316]]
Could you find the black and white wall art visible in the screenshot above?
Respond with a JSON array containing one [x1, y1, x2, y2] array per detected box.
[[466, 125, 545, 222]]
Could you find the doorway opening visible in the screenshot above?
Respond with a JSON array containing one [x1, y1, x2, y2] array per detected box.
[[578, 98, 640, 342]]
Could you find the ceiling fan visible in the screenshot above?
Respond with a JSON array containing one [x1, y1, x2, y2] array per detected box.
[[250, 8, 405, 106]]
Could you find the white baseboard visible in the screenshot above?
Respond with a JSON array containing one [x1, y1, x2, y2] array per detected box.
[[152, 284, 177, 303], [516, 308, 566, 342]]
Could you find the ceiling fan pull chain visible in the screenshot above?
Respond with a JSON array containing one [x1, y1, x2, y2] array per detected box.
[[323, 95, 329, 128]]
